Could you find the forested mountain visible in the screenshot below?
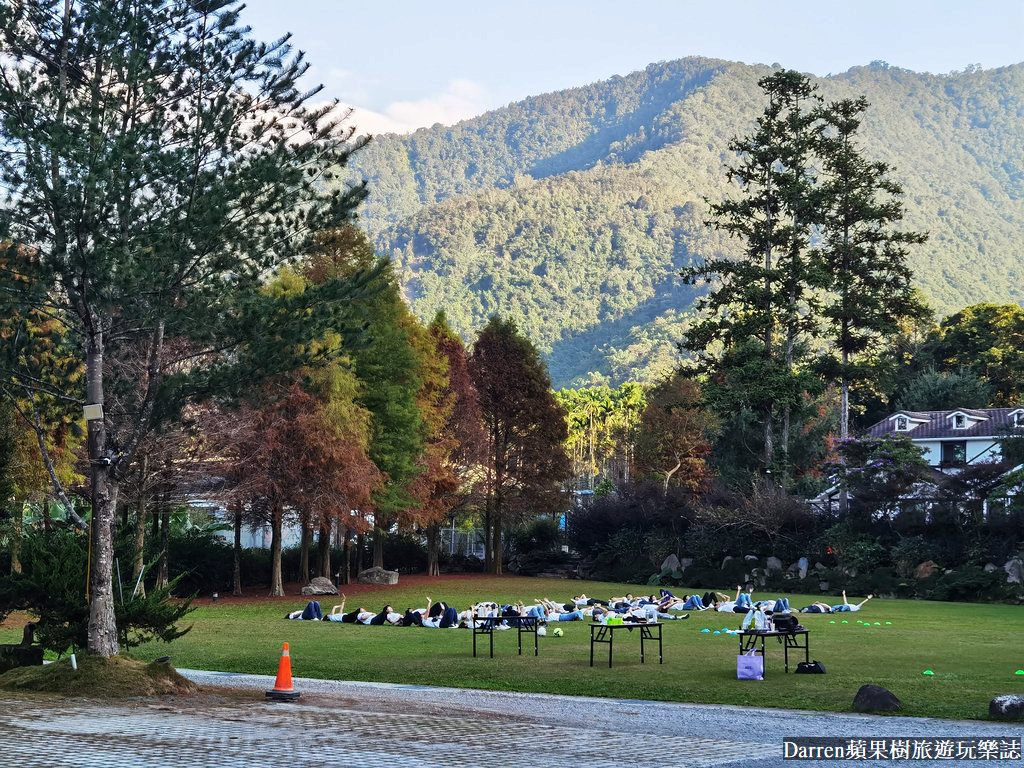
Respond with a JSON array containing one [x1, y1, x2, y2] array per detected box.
[[345, 58, 1024, 388]]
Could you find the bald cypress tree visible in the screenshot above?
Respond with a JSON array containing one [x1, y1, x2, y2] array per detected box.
[[469, 317, 570, 574]]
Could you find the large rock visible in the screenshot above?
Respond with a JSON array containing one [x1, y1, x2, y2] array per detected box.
[[721, 555, 734, 569], [798, 556, 809, 579], [358, 567, 399, 586], [1004, 558, 1023, 584], [300, 576, 338, 596], [984, 563, 998, 572], [766, 556, 783, 572], [660, 554, 680, 572], [678, 557, 693, 570], [852, 684, 901, 712], [915, 560, 940, 579], [744, 554, 759, 561], [989, 694, 1024, 720]]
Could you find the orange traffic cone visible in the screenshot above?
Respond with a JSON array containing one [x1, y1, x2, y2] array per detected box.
[[266, 642, 301, 701]]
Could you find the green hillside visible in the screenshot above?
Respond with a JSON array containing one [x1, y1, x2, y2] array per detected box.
[[345, 58, 1024, 387]]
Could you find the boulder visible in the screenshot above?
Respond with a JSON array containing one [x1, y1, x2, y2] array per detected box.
[[358, 567, 399, 586], [813, 561, 826, 573], [852, 684, 901, 712], [798, 556, 809, 579], [766, 556, 783, 572], [989, 694, 1024, 720], [660, 554, 681, 572], [1004, 558, 1023, 585], [300, 576, 339, 596], [679, 557, 694, 570], [818, 581, 829, 592], [721, 555, 734, 569], [984, 563, 998, 572], [744, 554, 759, 561], [915, 560, 940, 579]]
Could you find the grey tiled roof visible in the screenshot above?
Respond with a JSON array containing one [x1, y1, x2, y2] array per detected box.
[[865, 406, 1024, 440]]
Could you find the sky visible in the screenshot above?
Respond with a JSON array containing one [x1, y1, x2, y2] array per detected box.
[[240, 1, 1024, 135]]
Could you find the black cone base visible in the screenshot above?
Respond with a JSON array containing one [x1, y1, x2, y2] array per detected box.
[[265, 689, 301, 701]]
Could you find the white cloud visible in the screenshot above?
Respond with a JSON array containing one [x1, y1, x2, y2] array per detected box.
[[348, 79, 491, 136]]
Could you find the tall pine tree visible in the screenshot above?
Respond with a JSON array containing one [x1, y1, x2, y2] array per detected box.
[[0, 0, 376, 655], [682, 70, 820, 478], [814, 96, 928, 442]]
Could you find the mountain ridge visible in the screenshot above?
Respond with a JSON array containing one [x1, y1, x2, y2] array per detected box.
[[342, 57, 1024, 388]]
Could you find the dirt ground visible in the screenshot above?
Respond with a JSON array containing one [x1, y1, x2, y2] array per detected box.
[[192, 572, 486, 607]]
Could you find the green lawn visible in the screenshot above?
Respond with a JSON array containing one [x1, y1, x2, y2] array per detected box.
[[4, 576, 1022, 719]]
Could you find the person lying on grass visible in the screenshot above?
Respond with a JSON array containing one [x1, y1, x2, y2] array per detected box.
[[286, 601, 323, 620], [799, 591, 872, 613]]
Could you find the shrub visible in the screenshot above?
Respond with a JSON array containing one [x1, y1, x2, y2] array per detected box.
[[0, 529, 193, 656], [919, 566, 1013, 602], [509, 516, 562, 555]]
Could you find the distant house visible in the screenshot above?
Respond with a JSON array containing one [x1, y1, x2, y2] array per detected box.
[[810, 406, 1022, 516], [865, 406, 1024, 471]]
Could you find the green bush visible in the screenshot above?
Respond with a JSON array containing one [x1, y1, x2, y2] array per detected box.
[[919, 566, 1013, 602], [0, 529, 194, 656], [509, 515, 563, 554]]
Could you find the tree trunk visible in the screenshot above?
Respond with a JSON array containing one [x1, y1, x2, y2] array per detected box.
[[154, 484, 170, 590], [130, 454, 148, 599], [232, 502, 243, 597], [343, 526, 353, 584], [355, 530, 364, 574], [42, 495, 51, 532], [11, 503, 22, 574], [85, 322, 119, 657], [372, 525, 384, 569], [839, 346, 851, 517], [299, 514, 311, 585], [426, 522, 440, 577], [317, 520, 331, 579], [269, 501, 284, 596], [490, 515, 502, 575]]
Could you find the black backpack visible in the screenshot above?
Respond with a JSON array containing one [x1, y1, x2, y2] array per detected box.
[[795, 660, 826, 674], [773, 614, 799, 632]]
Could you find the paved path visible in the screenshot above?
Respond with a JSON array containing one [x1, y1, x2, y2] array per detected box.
[[0, 670, 1018, 767]]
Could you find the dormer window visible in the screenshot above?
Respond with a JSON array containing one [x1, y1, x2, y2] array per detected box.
[[895, 416, 908, 431], [954, 414, 966, 429], [1013, 411, 1024, 429]]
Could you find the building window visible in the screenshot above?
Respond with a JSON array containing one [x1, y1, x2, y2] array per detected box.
[[941, 441, 967, 466], [895, 416, 908, 431], [1014, 412, 1024, 428], [954, 413, 966, 429]]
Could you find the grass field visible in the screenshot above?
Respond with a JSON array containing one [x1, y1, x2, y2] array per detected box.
[[3, 575, 1022, 720]]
